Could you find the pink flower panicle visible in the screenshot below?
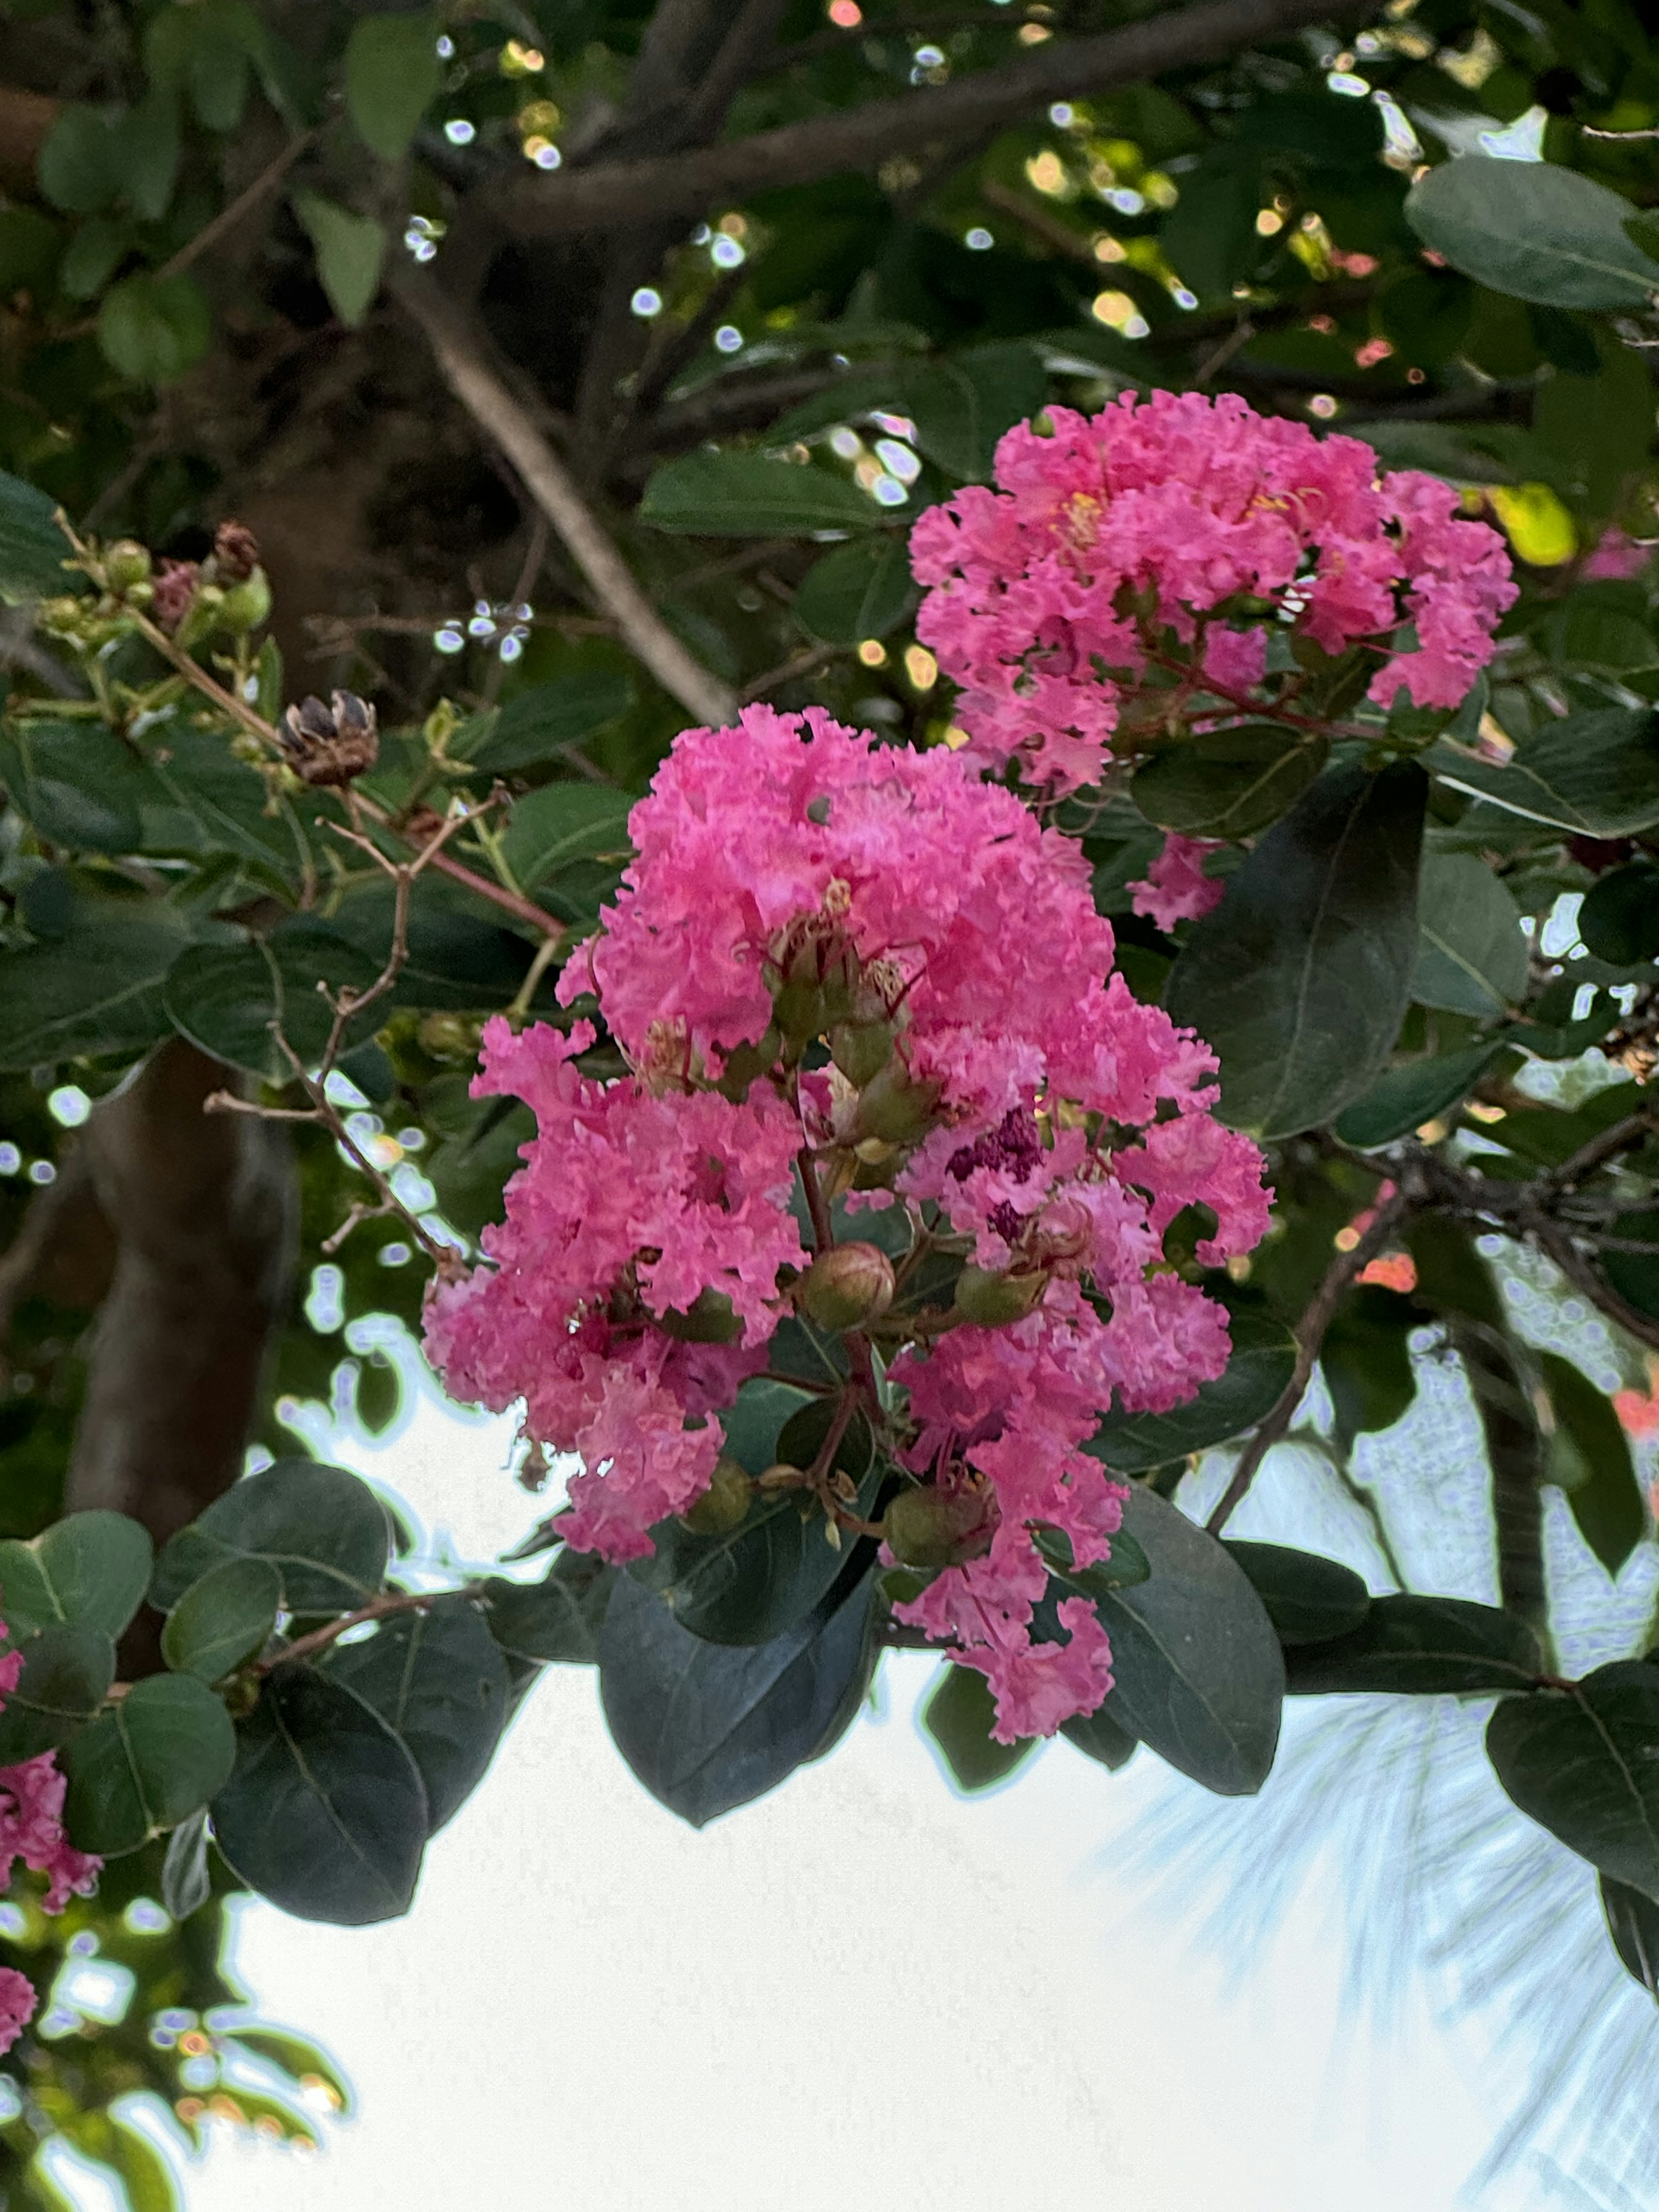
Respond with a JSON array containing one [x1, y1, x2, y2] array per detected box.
[[0, 1604, 102, 2054], [427, 709, 1271, 1741], [1129, 833, 1226, 932], [910, 389, 1515, 791]]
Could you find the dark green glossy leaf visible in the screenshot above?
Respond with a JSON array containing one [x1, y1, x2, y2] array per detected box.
[[1285, 1594, 1542, 1694], [161, 1810, 212, 1921], [151, 1459, 390, 1615], [0, 467, 83, 603], [325, 1596, 508, 1833], [291, 192, 385, 327], [131, 721, 312, 887], [1413, 852, 1529, 1017], [344, 7, 441, 160], [639, 452, 882, 535], [60, 1674, 236, 1856], [1223, 1542, 1372, 1645], [793, 536, 917, 643], [1406, 157, 1659, 310], [598, 1565, 875, 1827], [1604, 1209, 1659, 1323], [482, 1548, 615, 1664], [1131, 726, 1326, 840], [210, 1665, 428, 1924], [921, 1661, 1037, 1791], [1602, 1872, 1659, 2000], [901, 343, 1046, 482], [0, 1511, 153, 1641], [1431, 712, 1659, 838], [97, 270, 211, 385], [1031, 1523, 1150, 1598], [163, 922, 382, 1081], [1059, 1700, 1139, 1772], [1164, 761, 1427, 1138], [1322, 1284, 1418, 1450], [501, 784, 633, 891], [0, 914, 188, 1069], [0, 720, 147, 849], [160, 1555, 281, 1682], [1333, 1042, 1506, 1149], [1090, 1485, 1284, 1796], [454, 672, 636, 774], [1087, 1310, 1297, 1474], [0, 1622, 114, 1764], [1580, 863, 1659, 965], [1538, 1350, 1646, 1578], [1488, 1663, 1659, 1900]]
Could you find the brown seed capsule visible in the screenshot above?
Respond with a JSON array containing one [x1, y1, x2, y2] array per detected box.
[[211, 519, 261, 583], [277, 690, 380, 788], [796, 1241, 896, 1331]]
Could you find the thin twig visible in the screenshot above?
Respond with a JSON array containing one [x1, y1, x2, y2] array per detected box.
[[390, 268, 737, 727], [741, 641, 839, 700], [154, 131, 317, 284], [256, 1582, 487, 1675], [1205, 1190, 1414, 1536]]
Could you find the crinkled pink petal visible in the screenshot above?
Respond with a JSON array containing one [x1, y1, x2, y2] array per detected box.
[[0, 1964, 34, 2055], [1129, 834, 1226, 931]]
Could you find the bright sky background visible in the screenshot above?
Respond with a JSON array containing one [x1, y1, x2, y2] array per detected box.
[[81, 1362, 1585, 2212]]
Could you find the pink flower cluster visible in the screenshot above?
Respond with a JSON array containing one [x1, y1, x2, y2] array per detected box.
[[427, 708, 1270, 1741], [910, 390, 1516, 791], [1129, 833, 1225, 932], [0, 1611, 102, 2056]]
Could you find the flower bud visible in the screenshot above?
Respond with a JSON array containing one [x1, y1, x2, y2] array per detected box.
[[418, 1012, 480, 1058], [103, 540, 152, 592], [795, 1242, 895, 1330], [829, 1018, 895, 1087], [883, 1487, 986, 1568], [681, 1456, 753, 1534], [658, 1287, 745, 1343], [855, 1063, 939, 1145], [953, 1264, 1048, 1327], [216, 566, 272, 634]]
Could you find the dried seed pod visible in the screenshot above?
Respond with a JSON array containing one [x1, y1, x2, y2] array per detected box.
[[277, 690, 380, 787]]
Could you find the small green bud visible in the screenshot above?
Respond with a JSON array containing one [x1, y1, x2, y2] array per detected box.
[[418, 1012, 480, 1059], [883, 1487, 985, 1569], [658, 1287, 744, 1344], [953, 1264, 1048, 1327], [855, 1063, 939, 1144], [216, 566, 272, 633], [715, 1029, 781, 1102], [829, 1018, 895, 1087], [681, 1456, 753, 1534], [103, 539, 152, 592], [796, 1241, 896, 1331]]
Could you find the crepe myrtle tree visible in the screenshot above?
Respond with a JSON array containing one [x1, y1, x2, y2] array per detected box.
[[2, 0, 1659, 2198]]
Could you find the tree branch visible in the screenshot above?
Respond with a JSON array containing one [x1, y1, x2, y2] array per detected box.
[[391, 268, 737, 726], [474, 0, 1363, 238]]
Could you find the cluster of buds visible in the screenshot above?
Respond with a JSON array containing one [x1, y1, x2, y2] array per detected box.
[[276, 690, 379, 788], [36, 518, 272, 656]]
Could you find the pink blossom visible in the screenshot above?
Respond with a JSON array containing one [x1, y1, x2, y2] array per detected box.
[[910, 390, 1515, 790], [0, 1608, 102, 1930], [1584, 528, 1651, 581], [0, 1964, 33, 2055], [1129, 834, 1225, 931]]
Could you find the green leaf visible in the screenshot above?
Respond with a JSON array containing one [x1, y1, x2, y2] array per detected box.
[[150, 1459, 391, 1614], [1131, 727, 1328, 840], [1089, 1485, 1284, 1796], [453, 672, 636, 774], [1405, 157, 1659, 311], [1602, 1872, 1659, 2000], [921, 1661, 1037, 1791], [900, 343, 1047, 483], [162, 922, 382, 1081], [344, 10, 441, 162], [1322, 1284, 1417, 1449], [1488, 1663, 1659, 1900], [324, 1595, 509, 1833], [108, 2118, 180, 2212], [129, 718, 311, 888], [0, 1511, 153, 1642], [1087, 1310, 1297, 1475], [223, 2027, 352, 2110], [124, 86, 182, 222], [60, 216, 135, 302], [37, 104, 124, 215], [0, 1622, 114, 1764], [1031, 1523, 1151, 1599], [0, 912, 191, 1069], [0, 208, 63, 297], [1604, 1208, 1659, 1323], [1431, 710, 1659, 837], [210, 1664, 428, 1924], [1413, 852, 1529, 1018], [1058, 1700, 1139, 1772], [1284, 1593, 1542, 1693], [629, 1385, 880, 1646], [1164, 761, 1427, 1138], [639, 452, 884, 536], [793, 536, 917, 644], [161, 1810, 213, 1920], [598, 1564, 875, 1827], [482, 1549, 615, 1664], [97, 272, 212, 385], [1537, 1350, 1645, 1578], [1580, 862, 1659, 964], [501, 784, 633, 891], [1223, 1542, 1372, 1645], [290, 192, 386, 328], [1333, 1041, 1507, 1149], [0, 469, 82, 603], [160, 1556, 281, 1682], [60, 1674, 236, 1856]]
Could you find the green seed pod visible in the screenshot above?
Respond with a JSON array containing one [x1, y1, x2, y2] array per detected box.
[[829, 1018, 895, 1087], [216, 567, 273, 633], [796, 1241, 896, 1331], [658, 1287, 745, 1344], [953, 1264, 1048, 1328], [681, 1456, 753, 1535], [103, 539, 153, 592], [883, 1487, 985, 1569], [856, 1063, 940, 1144], [417, 1012, 480, 1059]]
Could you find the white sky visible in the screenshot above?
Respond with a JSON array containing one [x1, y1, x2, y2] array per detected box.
[[146, 1362, 1565, 2212]]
